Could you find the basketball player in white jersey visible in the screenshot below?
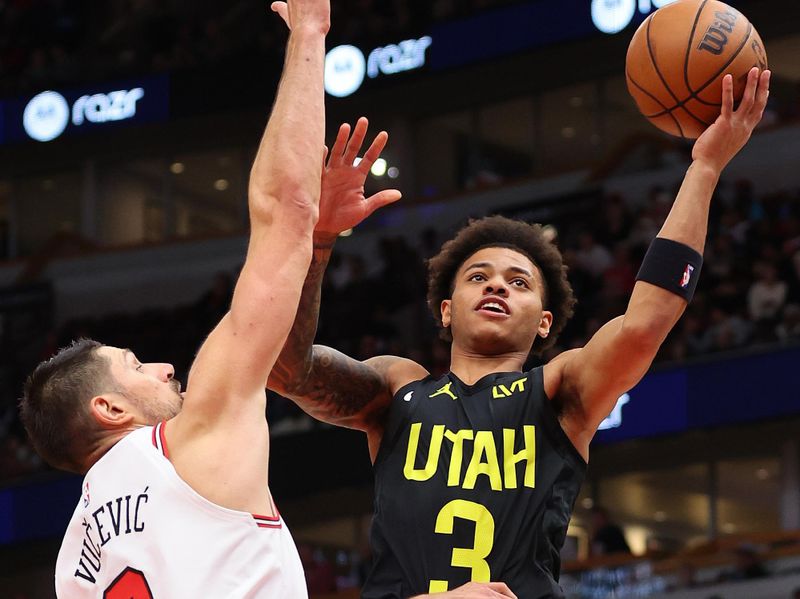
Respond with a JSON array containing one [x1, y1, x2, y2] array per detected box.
[[18, 1, 333, 596]]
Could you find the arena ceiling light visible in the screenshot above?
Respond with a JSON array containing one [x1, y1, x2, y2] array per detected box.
[[370, 158, 388, 177], [591, 0, 678, 35]]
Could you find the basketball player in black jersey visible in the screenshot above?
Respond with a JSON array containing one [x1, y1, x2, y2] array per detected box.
[[270, 68, 770, 598]]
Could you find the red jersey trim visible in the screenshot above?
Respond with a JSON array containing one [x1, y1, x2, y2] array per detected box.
[[158, 421, 171, 459], [253, 511, 282, 529], [151, 421, 169, 458]]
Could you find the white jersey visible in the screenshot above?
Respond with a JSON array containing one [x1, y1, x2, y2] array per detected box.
[[55, 422, 308, 599]]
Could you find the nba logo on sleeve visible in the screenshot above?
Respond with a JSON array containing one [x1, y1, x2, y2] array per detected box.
[[679, 264, 694, 288]]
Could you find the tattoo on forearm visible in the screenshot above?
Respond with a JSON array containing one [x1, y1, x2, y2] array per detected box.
[[270, 240, 391, 425], [294, 348, 389, 423], [271, 247, 331, 389]]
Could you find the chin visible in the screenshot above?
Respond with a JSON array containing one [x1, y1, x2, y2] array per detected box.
[[467, 332, 516, 354]]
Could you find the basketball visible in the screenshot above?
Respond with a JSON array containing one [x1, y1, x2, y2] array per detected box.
[[625, 0, 768, 139]]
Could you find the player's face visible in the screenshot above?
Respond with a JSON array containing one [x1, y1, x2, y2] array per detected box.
[[100, 346, 184, 424], [442, 247, 552, 355]]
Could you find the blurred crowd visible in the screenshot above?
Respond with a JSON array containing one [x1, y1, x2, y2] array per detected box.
[[1, 175, 800, 481], [0, 0, 519, 96]]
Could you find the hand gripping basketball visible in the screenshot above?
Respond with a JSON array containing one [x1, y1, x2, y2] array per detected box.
[[692, 67, 770, 173], [626, 0, 768, 139]]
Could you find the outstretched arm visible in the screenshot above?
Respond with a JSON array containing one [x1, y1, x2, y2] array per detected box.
[[177, 0, 329, 427], [555, 68, 770, 454], [268, 118, 416, 433]]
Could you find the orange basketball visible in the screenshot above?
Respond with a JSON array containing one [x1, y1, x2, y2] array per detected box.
[[625, 0, 767, 139]]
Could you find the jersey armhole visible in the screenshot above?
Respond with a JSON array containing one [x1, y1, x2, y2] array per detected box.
[[535, 366, 588, 469]]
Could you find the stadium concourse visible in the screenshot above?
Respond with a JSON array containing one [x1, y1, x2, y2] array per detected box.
[[2, 0, 800, 598]]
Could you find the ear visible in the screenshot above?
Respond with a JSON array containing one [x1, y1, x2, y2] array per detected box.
[[89, 394, 135, 429], [538, 310, 553, 339], [440, 299, 452, 328]]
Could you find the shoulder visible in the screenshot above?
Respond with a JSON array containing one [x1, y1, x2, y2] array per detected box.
[[363, 355, 429, 396]]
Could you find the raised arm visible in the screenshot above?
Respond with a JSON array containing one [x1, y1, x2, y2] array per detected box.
[[172, 0, 329, 435], [553, 68, 770, 456], [268, 119, 422, 440]]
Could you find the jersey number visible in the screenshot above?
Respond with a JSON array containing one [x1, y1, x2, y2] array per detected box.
[[429, 499, 495, 593], [104, 567, 153, 599]]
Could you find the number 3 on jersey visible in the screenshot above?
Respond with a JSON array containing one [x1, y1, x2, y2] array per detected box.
[[104, 567, 153, 599], [429, 499, 495, 593]]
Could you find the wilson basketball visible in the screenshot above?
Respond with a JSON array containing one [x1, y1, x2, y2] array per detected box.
[[626, 0, 768, 139]]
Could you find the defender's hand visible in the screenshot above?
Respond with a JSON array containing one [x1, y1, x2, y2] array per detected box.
[[692, 67, 770, 174], [317, 117, 402, 238], [271, 0, 330, 33]]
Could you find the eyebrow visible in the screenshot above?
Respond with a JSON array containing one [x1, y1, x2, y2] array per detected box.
[[464, 262, 533, 278]]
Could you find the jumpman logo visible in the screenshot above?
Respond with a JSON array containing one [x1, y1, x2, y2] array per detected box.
[[429, 382, 458, 401]]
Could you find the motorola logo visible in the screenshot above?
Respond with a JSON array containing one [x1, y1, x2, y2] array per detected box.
[[23, 91, 70, 142], [325, 45, 367, 98], [324, 36, 432, 98], [22, 87, 146, 142], [591, 0, 677, 35]]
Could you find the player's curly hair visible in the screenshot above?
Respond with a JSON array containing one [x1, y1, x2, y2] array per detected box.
[[427, 215, 575, 355]]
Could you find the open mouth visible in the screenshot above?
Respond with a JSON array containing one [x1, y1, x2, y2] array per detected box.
[[476, 298, 510, 315]]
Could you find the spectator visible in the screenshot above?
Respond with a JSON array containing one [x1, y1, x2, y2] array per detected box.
[[575, 231, 613, 279], [590, 506, 631, 556], [721, 543, 769, 581], [602, 243, 636, 300], [776, 304, 800, 341], [706, 307, 752, 352], [298, 543, 337, 594], [594, 193, 632, 247], [748, 261, 788, 322], [192, 271, 233, 329]]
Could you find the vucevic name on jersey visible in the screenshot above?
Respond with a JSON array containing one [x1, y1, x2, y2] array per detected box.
[[56, 424, 308, 598], [364, 367, 586, 599]]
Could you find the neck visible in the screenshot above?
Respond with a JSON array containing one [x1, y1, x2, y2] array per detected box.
[[449, 345, 528, 385], [81, 427, 136, 473]]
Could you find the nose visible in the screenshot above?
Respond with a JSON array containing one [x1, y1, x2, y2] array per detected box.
[[149, 363, 175, 382], [484, 276, 508, 296]]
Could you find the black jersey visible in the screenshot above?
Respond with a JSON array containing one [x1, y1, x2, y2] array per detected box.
[[363, 367, 586, 599]]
